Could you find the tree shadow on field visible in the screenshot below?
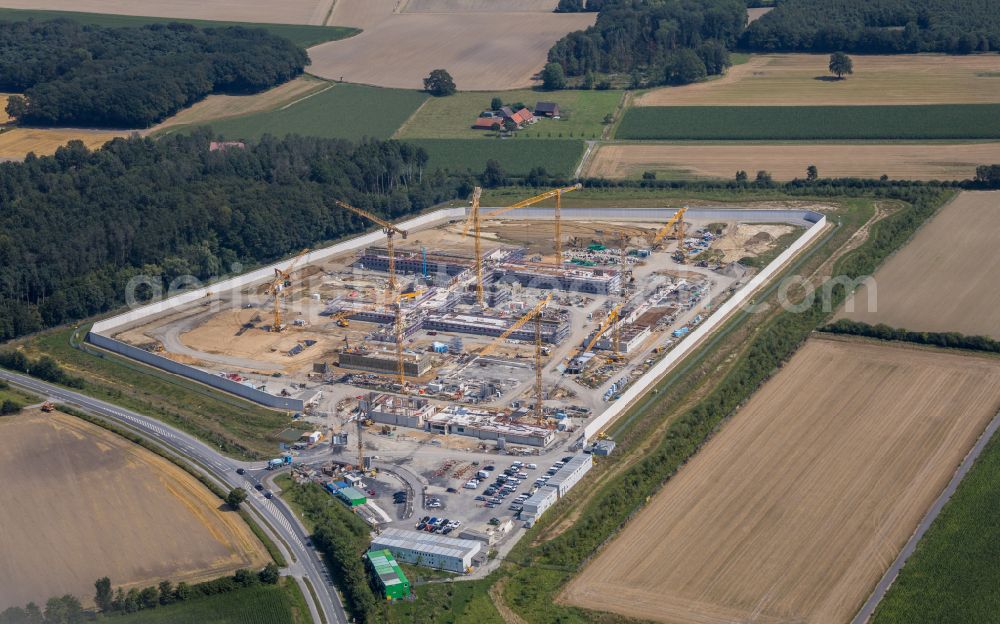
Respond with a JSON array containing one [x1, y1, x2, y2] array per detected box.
[[813, 76, 845, 82]]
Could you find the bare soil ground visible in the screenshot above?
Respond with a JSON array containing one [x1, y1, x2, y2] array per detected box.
[[307, 0, 594, 90], [583, 142, 1000, 181], [0, 0, 335, 25], [148, 77, 329, 134], [0, 95, 11, 124], [0, 409, 268, 610], [0, 127, 125, 160], [746, 6, 772, 23], [838, 190, 1000, 339], [711, 223, 794, 262], [562, 336, 1000, 624], [636, 54, 1000, 106]]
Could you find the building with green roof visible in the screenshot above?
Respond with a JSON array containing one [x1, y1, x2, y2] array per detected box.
[[337, 486, 367, 507], [366, 549, 411, 599]]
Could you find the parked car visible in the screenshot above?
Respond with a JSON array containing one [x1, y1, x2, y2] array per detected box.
[[475, 495, 486, 501], [483, 465, 495, 471]]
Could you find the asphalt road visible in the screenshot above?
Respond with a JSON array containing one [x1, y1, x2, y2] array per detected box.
[[0, 369, 347, 624]]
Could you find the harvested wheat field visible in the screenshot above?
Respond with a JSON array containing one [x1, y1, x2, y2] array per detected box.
[[149, 76, 329, 134], [839, 191, 1000, 339], [0, 95, 11, 124], [637, 54, 1000, 106], [0, 128, 125, 160], [401, 0, 559, 11], [563, 336, 1000, 624], [0, 409, 268, 610], [583, 143, 1000, 181], [0, 0, 335, 25], [746, 6, 772, 23], [307, 0, 594, 90]]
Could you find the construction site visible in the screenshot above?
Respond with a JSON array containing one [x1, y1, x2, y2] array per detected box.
[[90, 189, 825, 551]]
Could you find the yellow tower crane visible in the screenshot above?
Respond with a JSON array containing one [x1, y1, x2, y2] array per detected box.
[[462, 184, 582, 304], [477, 294, 552, 425], [334, 200, 408, 301], [268, 248, 309, 332]]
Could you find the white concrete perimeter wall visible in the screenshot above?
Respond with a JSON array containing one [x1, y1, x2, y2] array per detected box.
[[91, 207, 468, 335], [582, 214, 828, 441]]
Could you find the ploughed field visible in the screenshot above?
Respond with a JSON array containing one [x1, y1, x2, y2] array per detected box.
[[563, 336, 1000, 624], [583, 143, 1000, 181], [0, 0, 336, 25], [838, 191, 1000, 339], [306, 0, 594, 90], [0, 409, 269, 610], [636, 54, 1000, 107]]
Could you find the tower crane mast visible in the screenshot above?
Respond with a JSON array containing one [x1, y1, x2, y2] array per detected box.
[[334, 200, 408, 300]]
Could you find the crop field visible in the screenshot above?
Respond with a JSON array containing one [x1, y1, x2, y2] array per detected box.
[[616, 104, 1000, 140], [207, 83, 428, 141], [110, 580, 309, 624], [0, 409, 268, 610], [583, 142, 1000, 181], [563, 337, 1000, 624], [0, 127, 125, 160], [407, 138, 585, 176], [637, 54, 1000, 106], [872, 427, 1000, 624], [0, 1, 336, 27], [396, 89, 622, 140], [150, 77, 328, 135], [306, 0, 595, 90], [401, 0, 559, 11], [838, 191, 1000, 339]]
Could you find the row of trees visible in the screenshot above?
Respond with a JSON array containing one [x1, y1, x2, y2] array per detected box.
[[0, 596, 83, 624], [0, 19, 307, 127], [823, 319, 1000, 353], [546, 0, 746, 87], [742, 0, 1000, 53], [0, 129, 468, 342], [285, 482, 381, 622], [0, 352, 84, 388], [93, 564, 279, 616]]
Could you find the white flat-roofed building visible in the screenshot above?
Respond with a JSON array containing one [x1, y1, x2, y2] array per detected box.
[[544, 453, 592, 496], [371, 528, 482, 573], [521, 487, 558, 525]]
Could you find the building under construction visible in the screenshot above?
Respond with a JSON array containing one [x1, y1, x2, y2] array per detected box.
[[423, 312, 570, 344], [493, 263, 621, 295], [356, 246, 475, 277], [338, 348, 432, 377], [427, 406, 555, 447], [362, 393, 436, 428]]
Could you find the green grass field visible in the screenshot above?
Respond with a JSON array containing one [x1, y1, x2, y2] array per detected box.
[[871, 427, 1000, 624], [207, 84, 428, 142], [382, 577, 504, 624], [408, 139, 585, 177], [0, 8, 358, 47], [396, 89, 623, 140], [105, 579, 311, 624], [616, 104, 1000, 140]]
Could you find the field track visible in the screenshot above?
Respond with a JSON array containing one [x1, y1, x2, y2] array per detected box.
[[838, 190, 1000, 339], [0, 0, 335, 25], [307, 0, 594, 90], [637, 54, 1000, 106], [0, 409, 268, 610], [584, 142, 1000, 181], [563, 337, 1000, 624]]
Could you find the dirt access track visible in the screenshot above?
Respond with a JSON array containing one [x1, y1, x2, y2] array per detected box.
[[0, 0, 336, 25], [0, 409, 269, 610], [838, 191, 1000, 339], [563, 336, 1000, 624], [583, 143, 1000, 182], [306, 0, 595, 90], [636, 54, 1000, 106]]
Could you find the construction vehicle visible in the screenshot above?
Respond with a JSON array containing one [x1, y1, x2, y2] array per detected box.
[[337, 318, 350, 328], [40, 401, 55, 413], [477, 295, 552, 425], [334, 200, 407, 301], [462, 184, 581, 306], [266, 455, 293, 470], [268, 248, 309, 332], [567, 303, 623, 372], [648, 207, 687, 251]]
